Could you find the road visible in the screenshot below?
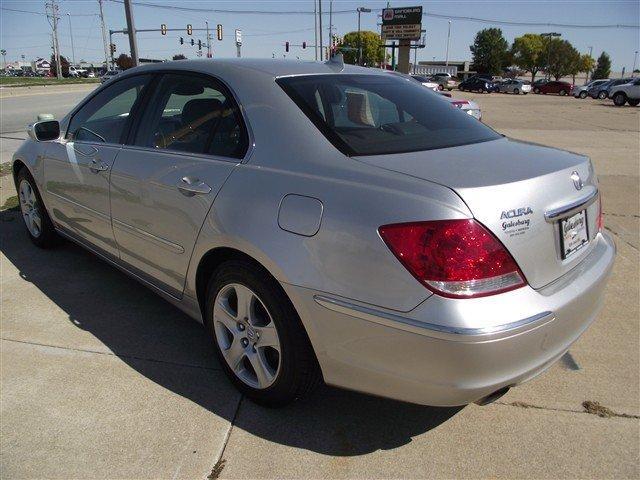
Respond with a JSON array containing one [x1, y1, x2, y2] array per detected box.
[[0, 85, 96, 165], [1, 87, 638, 479]]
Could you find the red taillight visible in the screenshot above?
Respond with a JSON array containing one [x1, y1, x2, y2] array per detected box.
[[597, 195, 604, 232], [379, 219, 526, 298]]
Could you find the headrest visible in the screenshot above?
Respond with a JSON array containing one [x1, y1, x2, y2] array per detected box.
[[182, 98, 223, 126]]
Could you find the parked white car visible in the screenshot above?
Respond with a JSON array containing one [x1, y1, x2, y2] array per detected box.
[[608, 78, 640, 106], [410, 74, 440, 91], [68, 66, 87, 78]]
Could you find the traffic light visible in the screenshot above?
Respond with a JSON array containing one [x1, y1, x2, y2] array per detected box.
[[186, 24, 193, 35], [302, 41, 306, 49], [216, 24, 223, 41], [198, 39, 202, 50], [160, 24, 167, 35], [190, 38, 195, 46], [110, 43, 116, 54], [179, 37, 184, 45], [285, 41, 289, 52]]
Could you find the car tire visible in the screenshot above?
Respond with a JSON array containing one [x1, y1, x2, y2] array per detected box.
[[598, 91, 607, 100], [438, 84, 444, 91], [628, 99, 640, 106], [205, 259, 322, 407], [514, 88, 519, 95], [16, 167, 58, 248], [533, 87, 540, 94], [559, 89, 567, 96], [579, 91, 588, 99], [612, 92, 627, 106]]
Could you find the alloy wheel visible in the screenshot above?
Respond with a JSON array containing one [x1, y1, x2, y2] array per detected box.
[[213, 283, 281, 389], [18, 179, 42, 238]]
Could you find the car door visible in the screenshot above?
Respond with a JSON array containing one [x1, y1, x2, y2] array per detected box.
[[109, 72, 249, 296], [43, 74, 152, 257]]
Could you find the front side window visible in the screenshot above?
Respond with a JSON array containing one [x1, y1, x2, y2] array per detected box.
[[277, 74, 500, 156], [133, 73, 248, 158], [67, 74, 151, 144]]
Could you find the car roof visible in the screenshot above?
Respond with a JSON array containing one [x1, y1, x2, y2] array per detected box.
[[125, 58, 382, 79]]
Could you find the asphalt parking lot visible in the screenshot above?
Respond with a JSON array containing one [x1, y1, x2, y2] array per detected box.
[[1, 86, 639, 479]]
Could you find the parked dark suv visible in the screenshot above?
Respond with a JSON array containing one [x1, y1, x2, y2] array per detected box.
[[459, 76, 496, 93], [588, 78, 634, 100]]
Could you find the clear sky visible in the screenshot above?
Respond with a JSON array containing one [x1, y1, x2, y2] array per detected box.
[[1, 0, 639, 72]]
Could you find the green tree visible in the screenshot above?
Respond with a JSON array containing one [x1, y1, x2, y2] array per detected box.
[[339, 30, 384, 66], [511, 33, 545, 82], [50, 54, 69, 77], [172, 54, 187, 60], [115, 53, 134, 70], [470, 28, 509, 75], [546, 38, 580, 80], [576, 54, 596, 83], [591, 52, 612, 80]]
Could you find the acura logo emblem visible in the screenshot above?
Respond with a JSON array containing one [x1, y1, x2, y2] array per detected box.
[[570, 171, 583, 190]]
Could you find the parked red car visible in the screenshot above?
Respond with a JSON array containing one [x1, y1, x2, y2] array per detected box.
[[534, 80, 573, 96]]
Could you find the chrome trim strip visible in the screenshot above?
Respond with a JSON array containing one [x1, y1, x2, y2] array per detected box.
[[313, 295, 554, 341], [112, 218, 185, 254], [47, 190, 111, 221], [544, 188, 598, 222]]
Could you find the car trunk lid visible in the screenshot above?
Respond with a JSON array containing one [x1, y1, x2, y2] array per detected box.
[[355, 137, 599, 289]]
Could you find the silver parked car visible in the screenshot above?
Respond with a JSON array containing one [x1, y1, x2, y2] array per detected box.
[[497, 79, 531, 94], [12, 59, 615, 407], [573, 79, 609, 99]]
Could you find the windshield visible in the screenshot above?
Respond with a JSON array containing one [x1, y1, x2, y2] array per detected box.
[[277, 74, 500, 156]]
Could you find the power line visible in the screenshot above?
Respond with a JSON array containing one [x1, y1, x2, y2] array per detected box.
[[0, 7, 98, 17], [423, 12, 640, 29], [105, 0, 640, 30]]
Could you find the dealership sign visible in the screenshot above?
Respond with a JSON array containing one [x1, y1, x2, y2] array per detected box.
[[381, 6, 422, 40]]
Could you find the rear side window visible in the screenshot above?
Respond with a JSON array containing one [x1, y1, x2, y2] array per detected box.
[[133, 73, 248, 158], [67, 74, 151, 144], [277, 74, 500, 156]]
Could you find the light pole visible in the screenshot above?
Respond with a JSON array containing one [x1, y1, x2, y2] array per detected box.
[[586, 46, 593, 82], [357, 7, 371, 66], [0, 49, 6, 71], [633, 50, 638, 77], [67, 13, 76, 66], [541, 32, 561, 80], [445, 20, 451, 66]]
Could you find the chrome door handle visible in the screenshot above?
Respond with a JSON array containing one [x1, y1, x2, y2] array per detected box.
[[177, 177, 212, 196], [89, 159, 109, 173]]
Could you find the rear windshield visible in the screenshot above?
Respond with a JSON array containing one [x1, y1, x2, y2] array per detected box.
[[277, 74, 500, 156]]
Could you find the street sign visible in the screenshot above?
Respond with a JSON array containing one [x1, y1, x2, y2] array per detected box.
[[235, 29, 242, 46], [381, 6, 422, 40]]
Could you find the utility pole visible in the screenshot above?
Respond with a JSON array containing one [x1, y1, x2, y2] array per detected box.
[[356, 7, 371, 66], [123, 0, 139, 66], [313, 0, 318, 60], [0, 50, 6, 71], [318, 0, 323, 60], [329, 0, 333, 42], [633, 50, 638, 77], [586, 46, 593, 82], [46, 0, 62, 79], [98, 0, 111, 70], [445, 20, 451, 66], [206, 21, 212, 58], [67, 13, 76, 66]]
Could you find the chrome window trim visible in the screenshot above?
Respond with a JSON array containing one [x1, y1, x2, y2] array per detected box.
[[544, 188, 599, 222], [313, 294, 555, 341]]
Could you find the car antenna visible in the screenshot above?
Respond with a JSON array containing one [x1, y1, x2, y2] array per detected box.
[[325, 52, 344, 72]]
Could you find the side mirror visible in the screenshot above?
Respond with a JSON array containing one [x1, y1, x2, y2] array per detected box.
[[28, 120, 60, 142]]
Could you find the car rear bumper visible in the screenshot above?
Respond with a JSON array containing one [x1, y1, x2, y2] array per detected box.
[[283, 231, 616, 406]]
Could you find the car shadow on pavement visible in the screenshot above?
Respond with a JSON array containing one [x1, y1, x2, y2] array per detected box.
[[0, 206, 462, 456]]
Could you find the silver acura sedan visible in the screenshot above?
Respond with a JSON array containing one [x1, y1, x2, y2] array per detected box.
[[12, 59, 616, 407]]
